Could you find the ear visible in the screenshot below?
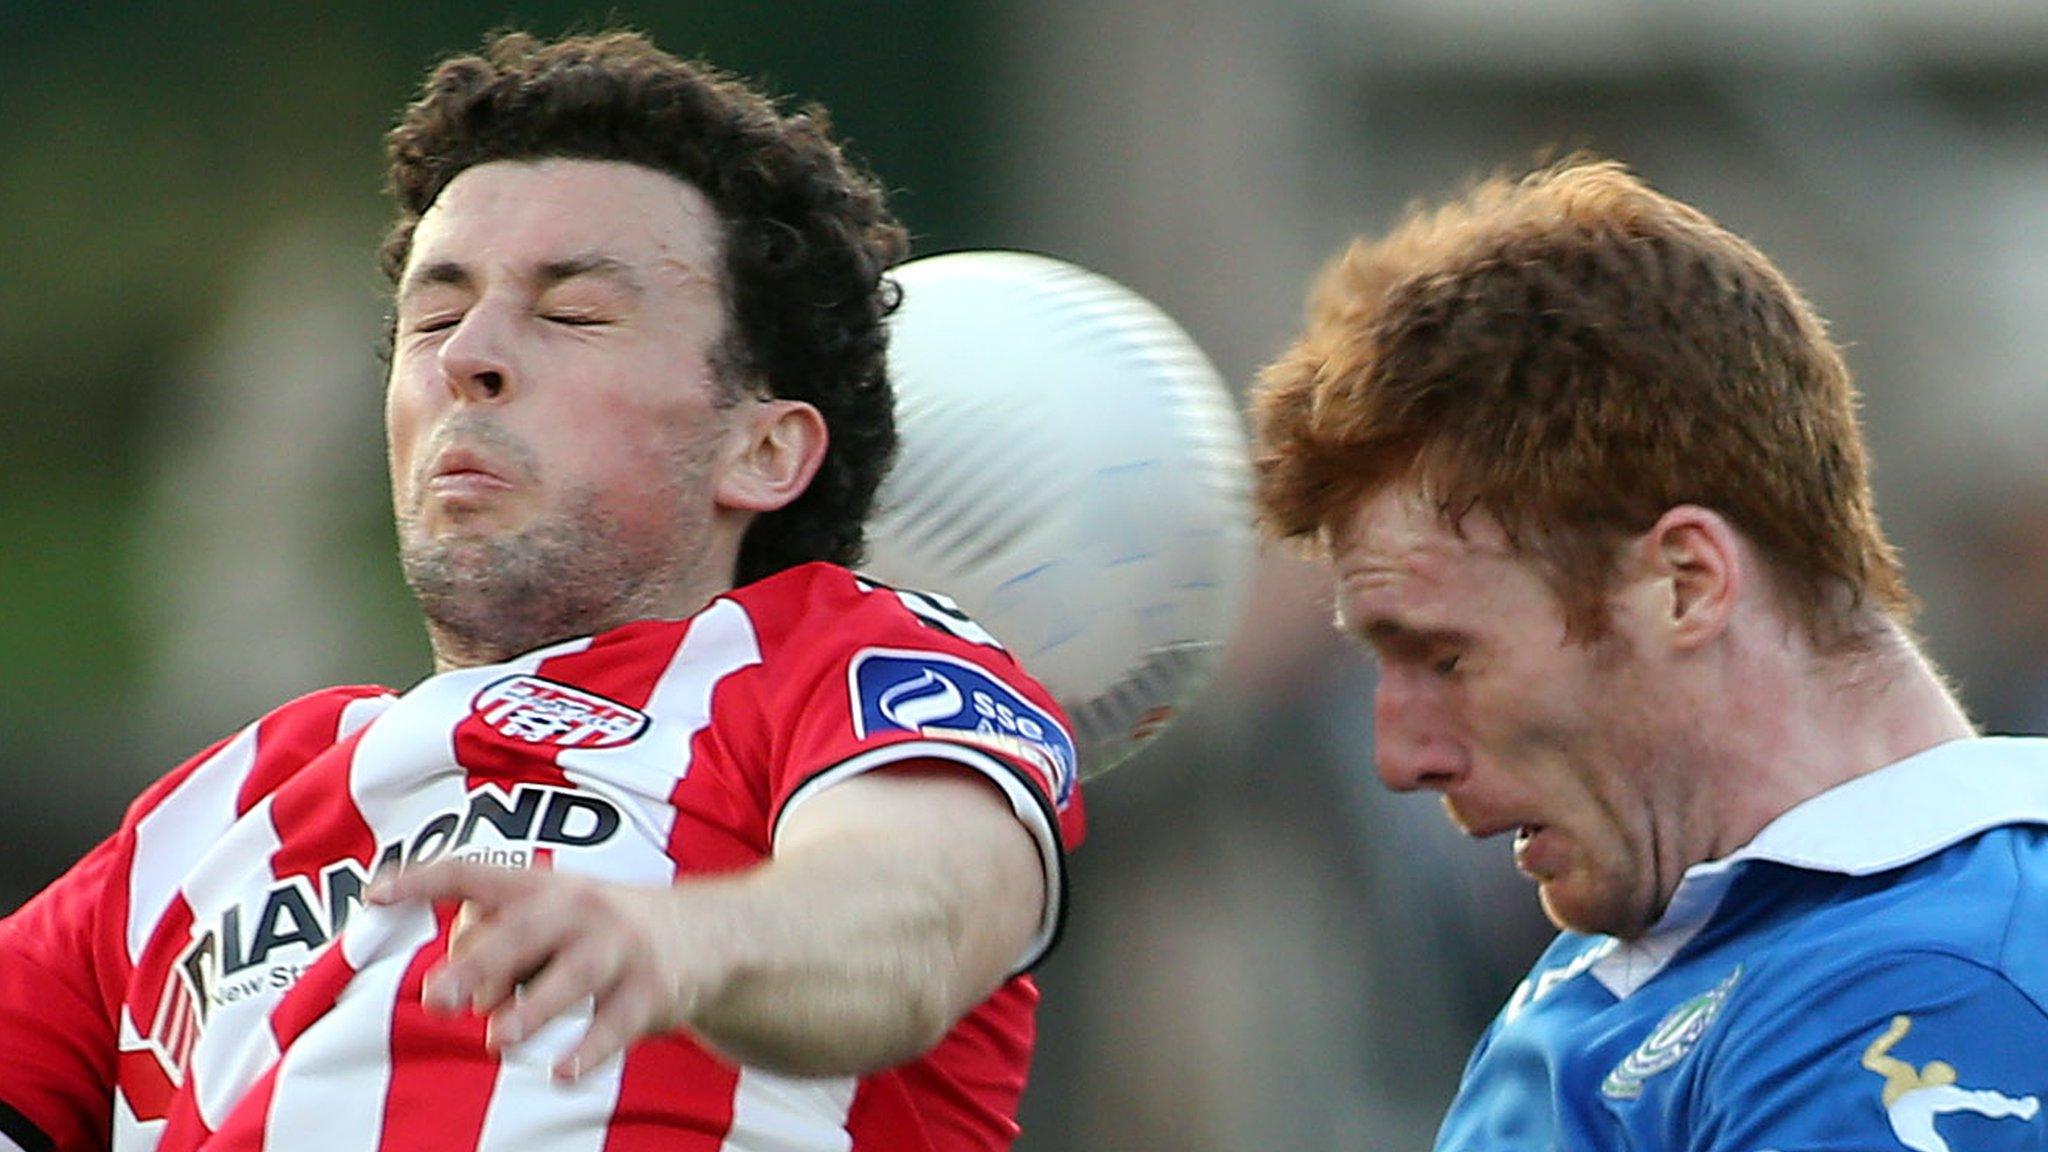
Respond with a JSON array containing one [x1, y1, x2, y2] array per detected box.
[[714, 398, 828, 513], [1639, 505, 1743, 650]]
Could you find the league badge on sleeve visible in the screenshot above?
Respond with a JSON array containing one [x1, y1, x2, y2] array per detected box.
[[850, 648, 1078, 807]]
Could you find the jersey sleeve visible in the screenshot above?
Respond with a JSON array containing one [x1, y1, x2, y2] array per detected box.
[[0, 719, 251, 1152], [0, 828, 133, 1152], [738, 568, 1085, 972], [1687, 950, 2048, 1152], [0, 686, 391, 1152]]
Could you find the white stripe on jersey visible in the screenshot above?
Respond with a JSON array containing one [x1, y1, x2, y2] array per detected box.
[[337, 695, 396, 742], [248, 662, 530, 1150], [556, 598, 763, 883], [114, 1010, 169, 1150], [718, 1068, 856, 1152], [183, 796, 286, 1132], [475, 600, 762, 1148], [346, 649, 568, 806], [473, 1007, 625, 1152], [261, 906, 438, 1152], [128, 722, 261, 962], [112, 1093, 159, 1152]]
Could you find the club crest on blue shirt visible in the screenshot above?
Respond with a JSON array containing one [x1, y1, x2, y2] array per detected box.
[[850, 648, 1077, 807], [1602, 966, 1743, 1100]]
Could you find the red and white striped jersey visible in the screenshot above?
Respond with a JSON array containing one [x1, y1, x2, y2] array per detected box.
[[0, 564, 1083, 1152]]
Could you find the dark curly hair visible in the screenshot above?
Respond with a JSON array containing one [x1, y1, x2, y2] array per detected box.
[[381, 30, 908, 585]]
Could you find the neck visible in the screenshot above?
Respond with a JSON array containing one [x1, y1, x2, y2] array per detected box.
[[421, 573, 732, 674], [407, 517, 750, 674], [1705, 617, 1975, 858]]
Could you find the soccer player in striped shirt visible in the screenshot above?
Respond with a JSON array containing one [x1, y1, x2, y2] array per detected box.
[[0, 31, 1082, 1152], [1251, 159, 2048, 1151]]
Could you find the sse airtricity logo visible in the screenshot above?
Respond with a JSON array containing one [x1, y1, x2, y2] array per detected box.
[[851, 648, 1077, 807]]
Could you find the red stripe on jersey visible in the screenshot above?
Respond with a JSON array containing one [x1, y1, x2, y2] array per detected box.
[[379, 911, 497, 1152], [115, 1046, 179, 1126], [455, 702, 572, 795], [151, 1064, 215, 1152], [271, 938, 357, 1050], [267, 727, 380, 891], [872, 978, 1038, 1150], [843, 1077, 934, 1152], [552, 623, 758, 1151], [189, 1068, 269, 1152], [121, 895, 196, 1095], [555, 621, 690, 712], [599, 1037, 740, 1152], [233, 687, 390, 816]]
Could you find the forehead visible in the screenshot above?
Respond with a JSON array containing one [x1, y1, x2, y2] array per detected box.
[[406, 158, 723, 279], [1328, 484, 1550, 634]]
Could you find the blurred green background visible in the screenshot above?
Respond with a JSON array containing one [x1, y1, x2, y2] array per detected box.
[[0, 1, 1002, 732]]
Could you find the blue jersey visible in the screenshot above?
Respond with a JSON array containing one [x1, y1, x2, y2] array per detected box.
[[1438, 737, 2048, 1152]]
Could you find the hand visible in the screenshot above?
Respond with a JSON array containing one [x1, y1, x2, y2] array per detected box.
[[367, 862, 729, 1081]]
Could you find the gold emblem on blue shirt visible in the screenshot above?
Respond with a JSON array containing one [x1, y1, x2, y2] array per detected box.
[[1861, 1015, 2040, 1151]]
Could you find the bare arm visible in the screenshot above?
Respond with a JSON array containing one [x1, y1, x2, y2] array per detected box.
[[369, 760, 1047, 1079]]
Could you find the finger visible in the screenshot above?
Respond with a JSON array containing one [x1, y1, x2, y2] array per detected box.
[[421, 901, 497, 1014], [553, 974, 665, 1082], [368, 859, 537, 910], [488, 934, 623, 1049], [419, 893, 491, 1008], [434, 893, 582, 1017], [446, 898, 493, 962]]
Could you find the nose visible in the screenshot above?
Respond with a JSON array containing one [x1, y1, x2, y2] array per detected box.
[[1372, 668, 1468, 793], [436, 304, 516, 403]]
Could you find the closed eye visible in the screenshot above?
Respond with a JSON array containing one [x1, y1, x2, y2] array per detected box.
[[409, 314, 462, 335]]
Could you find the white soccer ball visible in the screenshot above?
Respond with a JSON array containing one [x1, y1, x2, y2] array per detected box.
[[866, 250, 1254, 778]]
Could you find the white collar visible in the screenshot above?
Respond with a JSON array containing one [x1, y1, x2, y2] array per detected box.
[[1593, 736, 2048, 997], [1722, 735, 2048, 874]]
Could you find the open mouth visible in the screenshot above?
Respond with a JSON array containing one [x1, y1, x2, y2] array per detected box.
[[1511, 823, 1559, 879]]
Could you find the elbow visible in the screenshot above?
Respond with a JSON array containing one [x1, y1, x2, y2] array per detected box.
[[896, 942, 968, 1060], [838, 931, 973, 1074], [703, 932, 973, 1078]]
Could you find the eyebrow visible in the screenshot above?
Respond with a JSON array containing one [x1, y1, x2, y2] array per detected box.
[[396, 252, 646, 305], [1341, 615, 1465, 653], [1349, 618, 1417, 645]]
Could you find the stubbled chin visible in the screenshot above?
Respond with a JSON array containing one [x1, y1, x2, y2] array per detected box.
[[1536, 879, 1585, 932], [1538, 874, 1660, 939]]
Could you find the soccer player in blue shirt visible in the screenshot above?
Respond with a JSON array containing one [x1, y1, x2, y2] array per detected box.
[[1250, 158, 2048, 1152]]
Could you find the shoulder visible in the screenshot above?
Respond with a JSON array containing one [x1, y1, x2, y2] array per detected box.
[[726, 562, 1003, 645], [723, 563, 1032, 683], [252, 684, 398, 747], [719, 564, 1079, 812], [126, 684, 396, 826], [1753, 824, 2048, 1004], [1682, 845, 2048, 1124], [1686, 947, 2048, 1149]]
